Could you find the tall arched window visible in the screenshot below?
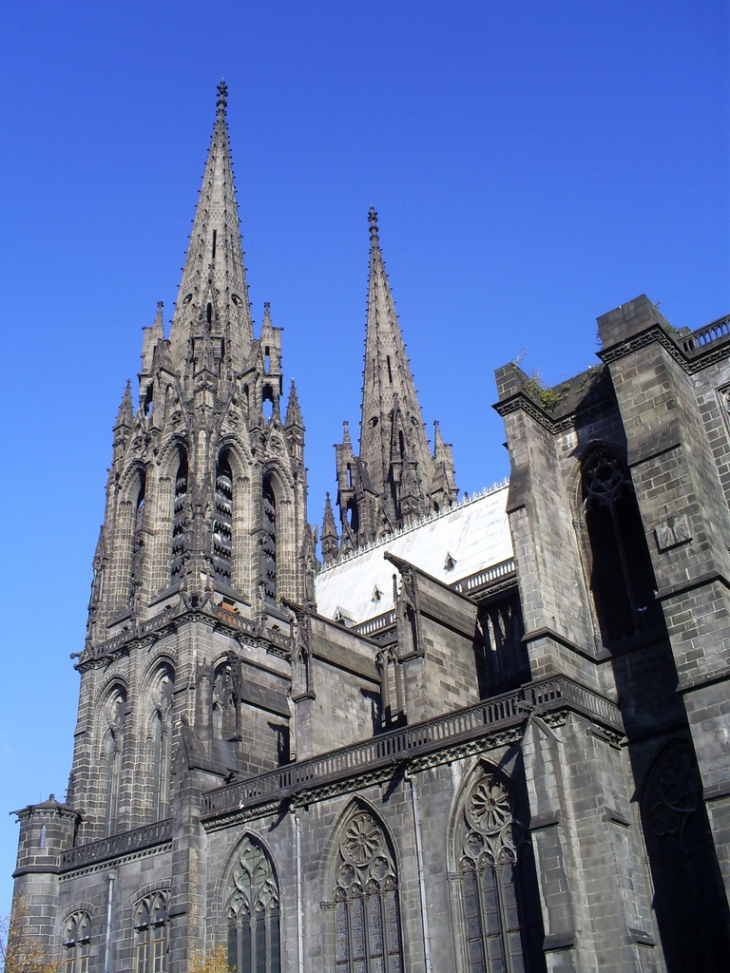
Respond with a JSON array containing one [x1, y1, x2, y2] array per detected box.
[[641, 742, 730, 972], [457, 771, 543, 973], [262, 475, 277, 604], [227, 836, 280, 973], [134, 891, 169, 973], [213, 450, 233, 586], [62, 911, 91, 973], [332, 807, 403, 973], [151, 666, 174, 821], [171, 448, 188, 582], [581, 451, 663, 644], [104, 686, 127, 836], [131, 472, 147, 603]]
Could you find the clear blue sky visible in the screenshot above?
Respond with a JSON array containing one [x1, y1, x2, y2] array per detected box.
[[0, 0, 727, 917]]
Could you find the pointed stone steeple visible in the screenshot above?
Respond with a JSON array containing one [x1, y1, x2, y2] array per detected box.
[[321, 493, 339, 567], [359, 208, 434, 508], [169, 81, 253, 371], [328, 209, 459, 560]]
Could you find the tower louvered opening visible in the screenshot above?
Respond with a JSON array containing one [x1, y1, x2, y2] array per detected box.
[[171, 448, 188, 582], [262, 475, 277, 604], [214, 450, 233, 586]]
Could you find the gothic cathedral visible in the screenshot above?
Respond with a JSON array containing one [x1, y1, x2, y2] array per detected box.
[[11, 84, 730, 973]]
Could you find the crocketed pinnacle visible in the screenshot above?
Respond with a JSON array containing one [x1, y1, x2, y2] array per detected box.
[[285, 379, 304, 429], [169, 81, 253, 370], [115, 380, 133, 429], [359, 208, 433, 500]]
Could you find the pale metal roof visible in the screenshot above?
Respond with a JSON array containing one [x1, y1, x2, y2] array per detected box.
[[315, 481, 512, 625]]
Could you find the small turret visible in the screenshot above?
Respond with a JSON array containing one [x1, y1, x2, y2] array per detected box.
[[321, 493, 339, 567], [112, 381, 133, 464], [430, 420, 458, 511]]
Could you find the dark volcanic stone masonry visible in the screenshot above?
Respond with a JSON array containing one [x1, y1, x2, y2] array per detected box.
[[11, 84, 730, 973]]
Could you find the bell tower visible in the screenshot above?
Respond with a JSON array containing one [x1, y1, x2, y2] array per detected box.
[[64, 83, 314, 856]]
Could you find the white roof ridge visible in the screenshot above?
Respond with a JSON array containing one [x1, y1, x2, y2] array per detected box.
[[317, 476, 510, 576]]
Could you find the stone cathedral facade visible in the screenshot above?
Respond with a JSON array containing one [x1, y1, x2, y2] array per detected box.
[[11, 85, 730, 973]]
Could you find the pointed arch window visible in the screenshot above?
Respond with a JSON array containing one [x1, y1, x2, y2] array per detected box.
[[581, 451, 663, 644], [62, 911, 91, 973], [457, 771, 544, 973], [134, 891, 169, 973], [641, 742, 730, 971], [213, 450, 233, 586], [151, 666, 174, 821], [104, 686, 127, 836], [131, 472, 147, 603], [171, 448, 188, 582], [262, 475, 277, 604], [227, 836, 281, 973], [332, 808, 403, 973]]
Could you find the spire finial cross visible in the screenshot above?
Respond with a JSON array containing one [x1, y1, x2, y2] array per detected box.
[[368, 206, 379, 243], [217, 79, 228, 115]]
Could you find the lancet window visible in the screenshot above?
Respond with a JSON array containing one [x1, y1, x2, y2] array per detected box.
[[581, 451, 662, 644], [134, 891, 169, 973], [262, 476, 277, 604], [151, 665, 174, 821], [457, 771, 541, 973], [213, 450, 233, 586], [227, 836, 281, 973], [104, 685, 127, 836], [641, 742, 730, 971], [333, 808, 403, 973], [62, 911, 91, 973], [171, 448, 188, 581], [131, 472, 146, 603]]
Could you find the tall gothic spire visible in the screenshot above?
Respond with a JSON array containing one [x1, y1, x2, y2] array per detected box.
[[329, 209, 458, 559], [169, 81, 253, 370], [359, 207, 434, 502]]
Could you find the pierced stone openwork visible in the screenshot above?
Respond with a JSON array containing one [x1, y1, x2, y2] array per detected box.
[[333, 808, 403, 973], [459, 772, 528, 973], [580, 450, 663, 644], [226, 836, 280, 973], [62, 911, 91, 973], [134, 891, 169, 973]]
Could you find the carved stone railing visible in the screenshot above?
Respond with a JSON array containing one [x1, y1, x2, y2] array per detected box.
[[681, 313, 730, 354], [453, 558, 516, 595], [354, 611, 396, 637], [202, 676, 623, 819], [81, 602, 292, 667], [82, 607, 179, 662], [59, 818, 172, 872]]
